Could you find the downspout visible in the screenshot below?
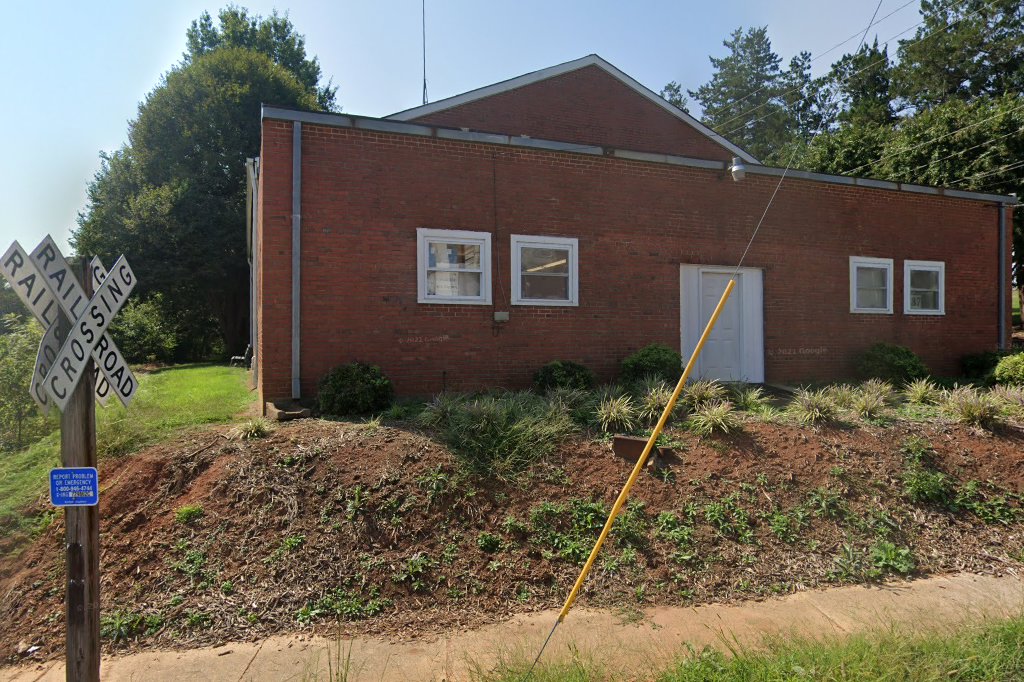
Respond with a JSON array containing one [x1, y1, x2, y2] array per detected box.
[[245, 157, 259, 388], [998, 202, 1007, 351], [292, 122, 302, 400]]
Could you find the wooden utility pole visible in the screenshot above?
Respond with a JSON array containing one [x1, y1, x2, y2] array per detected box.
[[62, 259, 100, 682]]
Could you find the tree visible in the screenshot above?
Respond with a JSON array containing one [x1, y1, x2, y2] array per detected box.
[[73, 47, 318, 357], [685, 27, 822, 162], [0, 315, 52, 450], [658, 81, 689, 113], [73, 6, 334, 358], [185, 6, 338, 111], [0, 282, 26, 328], [893, 0, 1024, 111], [819, 39, 896, 128]]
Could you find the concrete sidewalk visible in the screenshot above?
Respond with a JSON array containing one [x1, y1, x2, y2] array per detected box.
[[4, 572, 1023, 681]]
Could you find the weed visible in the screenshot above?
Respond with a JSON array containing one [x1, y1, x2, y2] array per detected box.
[[440, 542, 460, 565], [902, 463, 953, 507], [596, 394, 638, 433], [956, 482, 1020, 524], [612, 499, 649, 549], [477, 531, 502, 553], [703, 494, 752, 542], [184, 611, 212, 628], [767, 510, 798, 543], [500, 514, 529, 536], [807, 487, 846, 519], [788, 389, 838, 425], [220, 581, 234, 595], [515, 584, 532, 603], [344, 485, 367, 521], [100, 610, 163, 643], [870, 540, 915, 576], [391, 552, 433, 592], [416, 466, 452, 506], [361, 414, 383, 433], [653, 466, 676, 484], [900, 435, 933, 464], [943, 387, 1001, 428], [170, 547, 208, 582], [654, 512, 693, 548], [297, 588, 391, 624], [235, 417, 274, 440], [688, 401, 740, 436], [174, 504, 205, 525], [904, 378, 940, 405]]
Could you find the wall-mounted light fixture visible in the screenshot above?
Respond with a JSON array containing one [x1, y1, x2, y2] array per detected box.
[[729, 157, 746, 182]]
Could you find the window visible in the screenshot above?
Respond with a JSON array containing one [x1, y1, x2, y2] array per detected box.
[[417, 228, 492, 304], [849, 256, 893, 314], [904, 260, 944, 315], [511, 235, 579, 306]]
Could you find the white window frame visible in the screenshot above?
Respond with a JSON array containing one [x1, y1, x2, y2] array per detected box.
[[849, 256, 894, 314], [416, 228, 492, 305], [511, 234, 579, 306], [904, 260, 945, 315]]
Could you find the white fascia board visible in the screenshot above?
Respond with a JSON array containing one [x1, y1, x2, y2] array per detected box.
[[386, 54, 761, 165]]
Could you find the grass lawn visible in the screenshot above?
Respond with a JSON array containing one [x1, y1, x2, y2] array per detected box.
[[481, 615, 1024, 681], [0, 364, 253, 542], [1014, 288, 1021, 327]]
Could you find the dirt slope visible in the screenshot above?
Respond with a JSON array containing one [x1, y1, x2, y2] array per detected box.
[[2, 417, 1023, 665]]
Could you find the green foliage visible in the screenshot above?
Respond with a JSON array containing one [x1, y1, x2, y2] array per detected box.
[[902, 463, 953, 507], [857, 343, 929, 385], [527, 498, 609, 564], [869, 540, 916, 576], [943, 387, 1001, 428], [904, 378, 940, 405], [477, 531, 501, 553], [681, 380, 728, 412], [391, 552, 433, 592], [687, 401, 740, 436], [621, 344, 682, 384], [806, 487, 845, 519], [993, 353, 1024, 385], [962, 351, 1011, 382], [432, 393, 575, 479], [532, 360, 595, 392], [787, 388, 838, 425], [236, 417, 273, 440], [318, 362, 393, 416], [174, 504, 205, 525], [636, 377, 674, 425], [107, 295, 177, 363], [0, 315, 53, 451], [729, 384, 770, 412], [296, 588, 390, 624], [595, 395, 638, 433], [72, 40, 322, 358], [100, 610, 163, 643], [612, 500, 649, 549]]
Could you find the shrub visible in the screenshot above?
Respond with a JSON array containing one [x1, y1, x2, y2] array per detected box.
[[943, 387, 1001, 428], [438, 393, 574, 478], [904, 378, 940, 405], [961, 351, 1010, 381], [857, 343, 928, 385], [787, 389, 838, 425], [533, 360, 595, 392], [993, 353, 1024, 385], [621, 344, 682, 384], [108, 294, 177, 363], [596, 395, 638, 433], [688, 401, 740, 436], [318, 362, 393, 416]]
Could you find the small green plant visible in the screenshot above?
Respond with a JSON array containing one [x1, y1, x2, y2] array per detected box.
[[688, 400, 740, 435], [533, 360, 595, 392], [681, 380, 728, 412], [904, 378, 940, 405], [900, 435, 933, 463], [391, 552, 433, 592], [870, 540, 916, 576], [283, 534, 306, 551], [596, 394, 638, 433], [730, 384, 770, 411], [767, 510, 798, 543], [220, 581, 234, 595], [826, 384, 857, 409], [501, 514, 529, 536], [415, 466, 452, 506], [100, 611, 146, 643], [852, 391, 887, 420], [318, 362, 393, 416], [612, 499, 649, 549], [807, 487, 845, 518], [943, 387, 1001, 428], [902, 463, 953, 506], [345, 485, 367, 521], [297, 588, 391, 623], [993, 353, 1024, 385], [654, 511, 693, 548], [857, 343, 928, 385], [477, 531, 502, 553], [788, 389, 838, 425], [637, 377, 674, 425], [621, 344, 682, 384], [174, 504, 205, 525], [236, 417, 273, 440]]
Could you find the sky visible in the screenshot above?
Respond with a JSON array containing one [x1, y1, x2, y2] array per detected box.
[[0, 0, 923, 256]]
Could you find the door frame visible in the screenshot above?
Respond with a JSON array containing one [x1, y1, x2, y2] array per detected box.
[[679, 265, 765, 383]]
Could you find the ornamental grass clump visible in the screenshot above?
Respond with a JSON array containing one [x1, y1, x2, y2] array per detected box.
[[595, 394, 638, 433], [637, 376, 674, 425], [826, 384, 857, 409], [860, 378, 898, 405], [681, 379, 728, 412], [903, 378, 940, 405], [688, 400, 740, 436], [729, 384, 770, 412], [942, 387, 1001, 428], [787, 388, 838, 425]]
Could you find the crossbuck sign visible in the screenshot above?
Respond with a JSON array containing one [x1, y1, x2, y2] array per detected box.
[[2, 237, 137, 412]]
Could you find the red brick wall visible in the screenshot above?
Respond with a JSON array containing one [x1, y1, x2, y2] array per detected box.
[[408, 65, 738, 163], [258, 120, 1005, 400]]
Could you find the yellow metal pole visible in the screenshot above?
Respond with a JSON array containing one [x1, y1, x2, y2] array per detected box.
[[557, 278, 736, 621]]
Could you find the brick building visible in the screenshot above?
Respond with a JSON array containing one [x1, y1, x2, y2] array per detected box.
[[249, 55, 1015, 407]]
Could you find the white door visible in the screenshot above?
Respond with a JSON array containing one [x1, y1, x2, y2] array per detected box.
[[680, 266, 764, 383]]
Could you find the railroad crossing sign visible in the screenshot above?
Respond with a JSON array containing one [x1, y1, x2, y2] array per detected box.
[[1, 238, 137, 412]]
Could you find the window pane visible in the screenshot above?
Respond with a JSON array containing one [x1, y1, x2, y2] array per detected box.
[[428, 242, 480, 270], [911, 291, 939, 310], [522, 274, 569, 300], [910, 269, 938, 291], [521, 247, 569, 274], [856, 266, 886, 289], [427, 271, 481, 297], [856, 287, 886, 310]]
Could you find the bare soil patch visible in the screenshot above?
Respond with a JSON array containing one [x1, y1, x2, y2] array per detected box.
[[2, 417, 1024, 664]]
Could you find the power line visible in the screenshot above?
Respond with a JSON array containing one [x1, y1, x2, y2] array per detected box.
[[950, 158, 1024, 188], [893, 127, 1023, 179], [711, 0, 917, 131], [422, 0, 428, 105], [716, 0, 999, 143]]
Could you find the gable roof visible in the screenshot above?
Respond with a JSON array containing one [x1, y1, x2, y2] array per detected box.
[[387, 54, 759, 164]]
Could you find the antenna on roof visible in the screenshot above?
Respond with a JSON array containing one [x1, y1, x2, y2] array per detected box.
[[422, 0, 429, 104]]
